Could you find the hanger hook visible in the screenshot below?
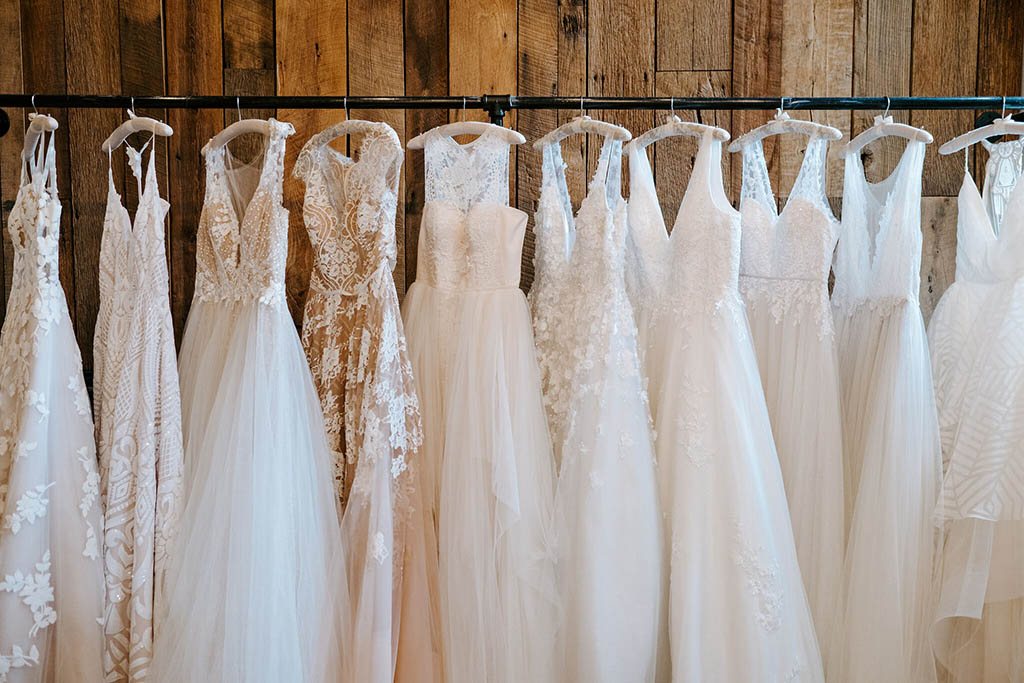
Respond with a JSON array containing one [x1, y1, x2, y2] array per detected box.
[[670, 96, 675, 117], [1002, 95, 1007, 119], [236, 96, 242, 122], [344, 96, 349, 120], [580, 95, 585, 118], [884, 96, 890, 118], [461, 96, 467, 122], [31, 94, 37, 115]]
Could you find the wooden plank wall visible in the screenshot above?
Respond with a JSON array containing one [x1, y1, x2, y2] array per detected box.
[[1, 0, 1021, 368]]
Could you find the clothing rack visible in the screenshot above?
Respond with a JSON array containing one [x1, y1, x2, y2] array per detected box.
[[0, 94, 1022, 132]]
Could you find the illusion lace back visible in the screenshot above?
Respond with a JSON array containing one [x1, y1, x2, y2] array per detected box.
[[294, 121, 441, 683], [627, 130, 824, 682], [927, 141, 1024, 682], [530, 135, 664, 682], [830, 139, 941, 683], [92, 138, 184, 682], [148, 119, 350, 683], [737, 135, 845, 654], [401, 125, 559, 683], [0, 129, 105, 682]]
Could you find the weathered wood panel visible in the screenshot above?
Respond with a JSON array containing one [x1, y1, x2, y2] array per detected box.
[[921, 196, 958, 322], [557, 0, 589, 211], [449, 0, 518, 126], [222, 0, 277, 161], [657, 0, 732, 72], [732, 0, 782, 193], [0, 0, 24, 318], [974, 0, 1024, 173]]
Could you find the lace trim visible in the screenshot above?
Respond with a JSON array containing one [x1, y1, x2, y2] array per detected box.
[[739, 275, 834, 339]]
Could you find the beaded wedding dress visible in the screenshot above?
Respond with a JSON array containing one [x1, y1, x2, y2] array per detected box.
[[294, 120, 441, 683], [830, 139, 940, 683], [736, 135, 844, 652], [93, 137, 184, 682], [147, 119, 348, 682], [0, 127, 105, 682], [401, 125, 559, 683], [627, 130, 823, 682], [927, 142, 1024, 682], [531, 133, 664, 682]]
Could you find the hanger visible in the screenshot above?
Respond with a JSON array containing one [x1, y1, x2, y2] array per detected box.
[[728, 97, 842, 152], [407, 97, 525, 149], [101, 98, 173, 153], [205, 97, 273, 151], [23, 95, 59, 159], [841, 97, 932, 157], [533, 96, 631, 149], [939, 96, 1024, 154], [625, 98, 728, 153]]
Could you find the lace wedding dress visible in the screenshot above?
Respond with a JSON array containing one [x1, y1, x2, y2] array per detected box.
[[927, 144, 1024, 681], [830, 139, 940, 683], [92, 136, 184, 682], [147, 119, 349, 683], [294, 120, 441, 683], [531, 133, 664, 682], [0, 127, 105, 682], [627, 130, 823, 682], [736, 135, 844, 652], [401, 125, 559, 683]]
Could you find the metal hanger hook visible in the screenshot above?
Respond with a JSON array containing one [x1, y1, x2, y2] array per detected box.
[[344, 96, 349, 120], [31, 94, 37, 115], [461, 97, 467, 122], [884, 96, 891, 118], [670, 96, 675, 118], [236, 96, 242, 122], [580, 95, 585, 118], [1002, 95, 1008, 119]]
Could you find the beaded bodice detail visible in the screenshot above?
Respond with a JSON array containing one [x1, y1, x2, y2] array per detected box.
[[981, 137, 1024, 229], [194, 118, 294, 306]]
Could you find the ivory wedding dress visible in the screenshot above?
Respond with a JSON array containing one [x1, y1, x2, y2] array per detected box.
[[147, 119, 349, 683], [401, 125, 559, 683], [294, 120, 441, 683], [736, 135, 844, 652], [627, 130, 823, 682], [93, 137, 184, 682], [927, 144, 1024, 681], [830, 139, 940, 683], [531, 133, 664, 682], [0, 127, 105, 682]]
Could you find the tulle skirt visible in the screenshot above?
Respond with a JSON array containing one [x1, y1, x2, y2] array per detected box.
[[742, 297, 844, 655], [830, 300, 941, 683], [148, 300, 348, 683], [438, 288, 559, 683], [646, 300, 824, 683]]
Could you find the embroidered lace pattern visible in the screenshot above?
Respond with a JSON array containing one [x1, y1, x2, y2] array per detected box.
[[423, 128, 510, 209], [981, 138, 1024, 229], [0, 131, 104, 681]]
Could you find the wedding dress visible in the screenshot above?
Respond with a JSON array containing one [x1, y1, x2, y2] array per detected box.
[[147, 119, 349, 682], [830, 138, 940, 683], [531, 132, 663, 682], [736, 135, 844, 651], [927, 144, 1024, 681], [294, 120, 441, 683], [92, 136, 184, 682], [0, 127, 105, 682], [627, 129, 823, 682], [401, 125, 559, 683]]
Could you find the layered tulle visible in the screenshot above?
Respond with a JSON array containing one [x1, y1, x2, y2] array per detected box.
[[148, 301, 349, 683]]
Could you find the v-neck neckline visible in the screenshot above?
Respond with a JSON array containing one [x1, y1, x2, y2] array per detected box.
[[218, 122, 275, 234], [961, 164, 1024, 241], [639, 129, 718, 243], [850, 139, 920, 272], [548, 134, 620, 245], [746, 135, 820, 222], [110, 142, 159, 243]]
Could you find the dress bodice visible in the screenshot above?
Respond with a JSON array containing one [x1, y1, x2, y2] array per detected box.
[[194, 118, 294, 306], [415, 128, 526, 291], [980, 137, 1024, 228]]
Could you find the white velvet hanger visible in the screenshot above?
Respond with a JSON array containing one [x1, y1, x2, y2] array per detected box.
[[728, 98, 842, 152], [407, 98, 524, 149], [939, 97, 1024, 155], [101, 103, 173, 153], [23, 96, 58, 160], [625, 102, 729, 154], [533, 98, 631, 148], [205, 97, 273, 151], [841, 98, 932, 157]]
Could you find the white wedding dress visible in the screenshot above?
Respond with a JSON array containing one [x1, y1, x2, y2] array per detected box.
[[93, 136, 184, 681], [0, 127, 105, 682], [147, 119, 349, 683], [401, 125, 559, 683], [627, 129, 823, 682], [927, 143, 1024, 681], [531, 133, 664, 682], [736, 135, 844, 653], [830, 139, 941, 683]]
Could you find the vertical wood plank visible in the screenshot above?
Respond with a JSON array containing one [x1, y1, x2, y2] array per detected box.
[[920, 196, 958, 321], [276, 0, 347, 321], [852, 0, 913, 181], [222, 0, 276, 161], [654, 71, 731, 225], [449, 0, 518, 125], [349, 0, 406, 294], [557, 0, 588, 210], [732, 0, 782, 193], [166, 0, 223, 342], [911, 0, 979, 196], [0, 0, 25, 320], [64, 0, 122, 371], [974, 0, 1024, 173], [20, 0, 75, 326], [657, 0, 731, 71], [404, 0, 449, 290]]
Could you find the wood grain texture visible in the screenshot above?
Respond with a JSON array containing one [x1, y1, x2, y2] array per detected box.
[[404, 0, 449, 290], [222, 0, 276, 161], [557, 0, 588, 211], [920, 196, 958, 322], [732, 0, 782, 193], [64, 0, 122, 370], [657, 0, 732, 71], [0, 0, 24, 318], [165, 0, 223, 342], [449, 0, 518, 125], [911, 0, 979, 196], [974, 0, 1024, 173], [276, 0, 346, 322], [350, 0, 406, 294]]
